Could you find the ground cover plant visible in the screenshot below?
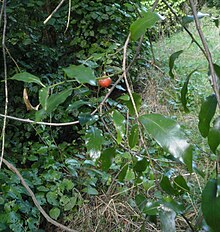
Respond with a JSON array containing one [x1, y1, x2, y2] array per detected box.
[[0, 0, 220, 231]]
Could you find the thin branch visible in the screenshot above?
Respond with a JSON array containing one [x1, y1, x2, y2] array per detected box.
[[0, 114, 79, 126], [64, 0, 71, 33], [5, 46, 21, 72], [189, 0, 220, 108], [0, 0, 8, 169], [44, 0, 66, 24], [161, 0, 207, 58], [2, 158, 77, 232]]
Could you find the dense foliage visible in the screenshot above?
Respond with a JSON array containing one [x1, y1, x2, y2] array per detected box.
[[1, 0, 220, 232]]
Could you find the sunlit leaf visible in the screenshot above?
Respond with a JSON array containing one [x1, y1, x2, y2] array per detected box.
[[129, 124, 139, 149], [49, 207, 60, 220], [198, 94, 217, 138], [139, 114, 193, 172], [169, 50, 183, 79], [130, 11, 161, 41], [180, 70, 197, 112], [112, 110, 126, 144], [10, 72, 45, 87], [46, 88, 72, 113], [63, 64, 96, 86], [202, 179, 220, 231], [208, 117, 220, 154], [84, 126, 105, 159]]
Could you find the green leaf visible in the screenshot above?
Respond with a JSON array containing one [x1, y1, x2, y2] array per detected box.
[[46, 88, 72, 113], [99, 148, 116, 171], [49, 207, 60, 220], [130, 11, 161, 41], [160, 176, 177, 195], [173, 175, 190, 194], [198, 94, 217, 138], [125, 93, 142, 116], [46, 192, 58, 206], [139, 114, 193, 172], [63, 64, 96, 86], [202, 179, 220, 232], [143, 201, 160, 215], [135, 194, 148, 211], [118, 164, 128, 182], [78, 113, 98, 126], [214, 63, 220, 81], [39, 87, 49, 110], [112, 110, 126, 144], [10, 72, 45, 87], [169, 50, 183, 79], [159, 207, 176, 232], [180, 70, 197, 112], [64, 197, 77, 211], [208, 117, 220, 154], [84, 186, 98, 195], [84, 126, 105, 159], [133, 157, 149, 173], [128, 124, 139, 149], [162, 197, 184, 214]]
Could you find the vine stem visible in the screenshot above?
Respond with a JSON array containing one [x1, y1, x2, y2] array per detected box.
[[189, 0, 220, 108], [0, 0, 8, 169]]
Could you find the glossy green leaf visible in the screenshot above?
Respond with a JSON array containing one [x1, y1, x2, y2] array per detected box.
[[63, 64, 96, 86], [39, 87, 49, 110], [99, 148, 116, 171], [78, 113, 99, 126], [135, 194, 148, 211], [139, 114, 193, 172], [46, 88, 72, 113], [129, 124, 139, 149], [49, 207, 60, 220], [180, 70, 197, 112], [169, 50, 183, 79], [118, 164, 128, 182], [214, 63, 220, 82], [198, 94, 217, 138], [143, 201, 160, 215], [10, 72, 45, 87], [202, 179, 220, 232], [160, 176, 177, 195], [133, 157, 149, 173], [173, 175, 190, 194], [112, 110, 126, 144], [208, 117, 220, 154], [130, 11, 161, 41], [84, 126, 105, 159], [125, 93, 142, 116]]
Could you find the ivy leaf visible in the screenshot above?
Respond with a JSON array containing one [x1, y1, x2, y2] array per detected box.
[[84, 126, 105, 160], [112, 110, 126, 144], [10, 72, 45, 87], [160, 176, 178, 195], [122, 93, 142, 116], [208, 117, 220, 154], [63, 64, 96, 86], [173, 175, 190, 194], [130, 11, 161, 41], [202, 179, 220, 231], [46, 88, 72, 113], [49, 207, 60, 220], [169, 50, 183, 79], [129, 124, 139, 149], [198, 94, 217, 138], [139, 114, 193, 172], [118, 164, 128, 182], [180, 70, 197, 112], [133, 157, 149, 173]]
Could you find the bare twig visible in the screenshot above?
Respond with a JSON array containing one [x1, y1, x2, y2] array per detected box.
[[189, 0, 220, 108], [2, 158, 77, 232], [5, 46, 21, 72], [44, 0, 66, 24], [0, 0, 8, 169], [64, 0, 71, 33], [0, 114, 79, 126]]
